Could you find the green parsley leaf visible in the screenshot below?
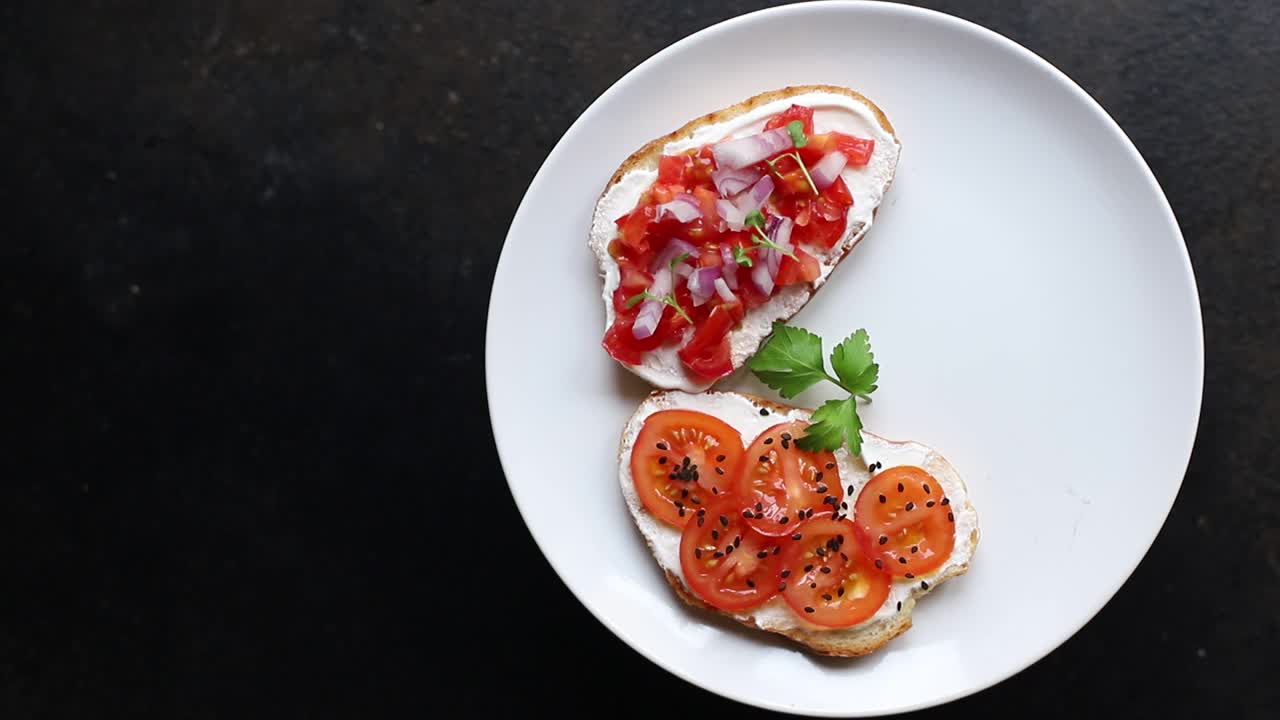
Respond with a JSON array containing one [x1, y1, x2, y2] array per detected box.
[[746, 323, 828, 399], [796, 397, 863, 454], [786, 120, 808, 148], [830, 329, 879, 396], [733, 245, 754, 267], [744, 209, 765, 229], [668, 252, 691, 271], [625, 291, 691, 323]]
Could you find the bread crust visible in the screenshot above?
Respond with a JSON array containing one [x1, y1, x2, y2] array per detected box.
[[624, 391, 979, 657], [591, 86, 900, 392]]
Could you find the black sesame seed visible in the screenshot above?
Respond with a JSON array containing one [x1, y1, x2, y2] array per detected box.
[[674, 500, 684, 508], [756, 502, 763, 512], [948, 512, 955, 522], [695, 548, 702, 559], [816, 547, 826, 557], [691, 496, 702, 505], [804, 607, 815, 614], [824, 495, 836, 506], [772, 545, 782, 555], [680, 489, 688, 498], [759, 408, 769, 416], [757, 551, 769, 559], [875, 559, 884, 569], [781, 432, 792, 441], [836, 535, 844, 545], [697, 517, 704, 527], [715, 467, 724, 475], [826, 462, 836, 470], [837, 587, 845, 597], [878, 494, 886, 504], [840, 552, 849, 562], [847, 485, 855, 495], [841, 502, 849, 510], [803, 564, 814, 572], [897, 482, 904, 492], [711, 530, 719, 540], [678, 508, 685, 517], [898, 557, 908, 565], [746, 579, 755, 588], [733, 536, 741, 548], [716, 454, 726, 462], [668, 473, 678, 480], [923, 483, 931, 494], [792, 533, 803, 541], [778, 583, 787, 591], [897, 601, 902, 611], [911, 545, 918, 553], [822, 593, 832, 601], [719, 515, 729, 527], [764, 437, 774, 445], [921, 581, 929, 590], [726, 545, 735, 555], [905, 573, 915, 579], [779, 516, 789, 524], [713, 551, 724, 558], [905, 502, 914, 511], [658, 457, 667, 465], [816, 472, 823, 481], [816, 485, 828, 494], [759, 455, 769, 463], [743, 510, 754, 519], [681, 456, 690, 467], [781, 439, 790, 449], [879, 535, 887, 545], [810, 582, 817, 589], [820, 566, 832, 574], [781, 569, 791, 578], [942, 497, 950, 506], [656, 442, 668, 450], [926, 500, 935, 508], [712, 487, 719, 495]]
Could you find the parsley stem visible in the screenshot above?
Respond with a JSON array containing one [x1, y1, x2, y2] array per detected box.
[[752, 227, 799, 261], [820, 371, 871, 402]]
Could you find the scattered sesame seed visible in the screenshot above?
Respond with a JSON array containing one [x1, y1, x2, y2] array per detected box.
[[816, 547, 826, 557], [759, 408, 769, 416], [826, 462, 835, 470], [781, 569, 791, 578], [898, 557, 908, 565], [841, 502, 849, 510], [810, 582, 817, 589], [905, 502, 914, 511], [822, 593, 832, 601], [878, 495, 886, 504], [764, 437, 774, 445], [948, 512, 955, 522], [656, 442, 668, 450], [911, 545, 918, 553], [658, 457, 667, 465], [778, 583, 787, 591], [773, 546, 781, 555], [816, 485, 828, 494], [756, 502, 763, 512], [840, 552, 848, 562], [678, 508, 685, 517], [897, 482, 904, 492], [879, 535, 887, 545], [897, 601, 902, 611], [713, 551, 724, 558], [906, 573, 915, 579], [716, 454, 726, 462], [837, 587, 845, 597], [746, 579, 755, 588], [711, 530, 719, 540], [695, 548, 702, 559], [757, 551, 769, 559], [697, 517, 704, 527], [743, 510, 754, 519], [923, 483, 931, 494], [875, 559, 884, 569], [691, 496, 701, 505], [715, 467, 724, 475], [942, 498, 950, 506], [720, 515, 729, 527], [779, 516, 789, 524], [712, 487, 720, 495], [781, 432, 792, 441], [847, 485, 855, 494], [921, 581, 929, 590], [792, 533, 803, 541], [759, 455, 769, 463], [926, 500, 935, 508], [726, 545, 735, 555], [781, 439, 790, 449], [733, 536, 741, 548], [804, 564, 814, 572], [820, 566, 832, 574], [804, 607, 815, 614], [681, 489, 688, 498]]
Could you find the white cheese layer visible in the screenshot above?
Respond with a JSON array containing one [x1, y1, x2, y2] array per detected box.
[[620, 392, 978, 635], [591, 91, 901, 392]]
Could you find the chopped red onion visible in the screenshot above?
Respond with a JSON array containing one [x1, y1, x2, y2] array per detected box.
[[688, 267, 720, 307], [650, 238, 698, 273], [711, 166, 762, 197], [741, 175, 775, 215], [810, 151, 848, 191], [712, 128, 794, 170], [719, 245, 738, 289], [714, 277, 738, 304], [751, 260, 774, 296], [655, 192, 701, 223], [766, 246, 780, 277], [632, 267, 673, 340], [769, 215, 794, 253], [716, 198, 746, 230]]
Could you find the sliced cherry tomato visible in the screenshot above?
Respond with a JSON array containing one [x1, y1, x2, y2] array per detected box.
[[780, 513, 891, 627], [832, 132, 875, 167], [736, 422, 841, 536], [680, 495, 783, 610], [853, 466, 956, 577], [631, 411, 745, 528], [775, 248, 821, 287], [658, 154, 693, 185], [763, 104, 815, 136]]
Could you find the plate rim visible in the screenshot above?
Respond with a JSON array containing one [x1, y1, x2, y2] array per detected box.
[[484, 1, 1205, 714]]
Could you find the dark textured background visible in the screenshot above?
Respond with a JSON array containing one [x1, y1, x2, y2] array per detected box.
[[2, 0, 1277, 717]]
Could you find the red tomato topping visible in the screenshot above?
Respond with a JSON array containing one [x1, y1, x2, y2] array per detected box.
[[779, 513, 891, 627], [853, 466, 956, 577], [678, 303, 739, 379], [680, 495, 783, 610], [775, 248, 821, 287], [763, 104, 815, 136], [736, 421, 841, 536], [631, 411, 745, 528]]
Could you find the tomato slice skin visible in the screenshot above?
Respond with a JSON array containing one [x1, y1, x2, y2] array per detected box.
[[680, 496, 783, 611], [853, 466, 956, 577], [736, 421, 842, 536], [779, 513, 891, 627], [631, 410, 745, 528]]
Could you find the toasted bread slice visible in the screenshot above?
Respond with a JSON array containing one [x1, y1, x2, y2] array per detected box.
[[590, 86, 901, 392], [619, 390, 979, 657]]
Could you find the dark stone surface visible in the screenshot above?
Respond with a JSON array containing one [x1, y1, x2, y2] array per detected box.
[[2, 0, 1276, 717]]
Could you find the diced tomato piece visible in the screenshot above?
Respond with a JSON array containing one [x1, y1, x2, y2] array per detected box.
[[602, 314, 665, 365], [658, 154, 692, 185], [775, 248, 821, 287], [792, 215, 845, 250], [698, 243, 723, 268], [611, 260, 653, 313], [832, 132, 875, 167], [764, 104, 815, 136], [617, 205, 653, 254], [798, 132, 835, 166], [693, 185, 719, 222], [824, 176, 854, 207], [678, 302, 739, 379]]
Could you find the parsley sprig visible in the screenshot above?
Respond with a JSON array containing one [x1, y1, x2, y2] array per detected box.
[[765, 151, 818, 196], [624, 253, 693, 322], [746, 323, 879, 455]]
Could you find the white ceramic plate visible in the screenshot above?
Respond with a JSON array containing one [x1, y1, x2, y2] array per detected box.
[[486, 2, 1202, 715]]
